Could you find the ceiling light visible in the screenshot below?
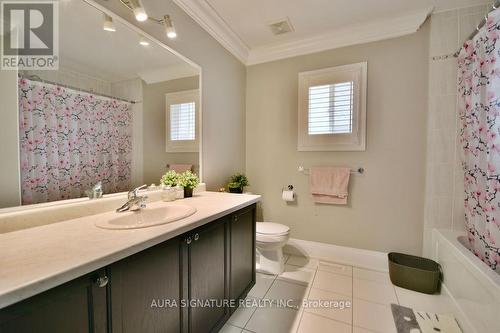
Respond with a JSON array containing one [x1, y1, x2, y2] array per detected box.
[[163, 15, 177, 39], [130, 0, 148, 22], [103, 14, 116, 32], [139, 35, 150, 46]]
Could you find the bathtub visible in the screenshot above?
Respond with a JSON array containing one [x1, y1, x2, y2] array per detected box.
[[432, 229, 500, 333]]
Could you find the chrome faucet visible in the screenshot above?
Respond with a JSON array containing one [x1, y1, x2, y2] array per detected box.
[[116, 185, 148, 213]]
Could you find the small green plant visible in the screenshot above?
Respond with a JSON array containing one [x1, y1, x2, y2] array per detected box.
[[160, 170, 179, 187], [228, 173, 249, 193], [178, 170, 200, 189]]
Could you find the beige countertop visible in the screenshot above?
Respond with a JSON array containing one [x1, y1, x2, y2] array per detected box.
[[0, 191, 260, 309]]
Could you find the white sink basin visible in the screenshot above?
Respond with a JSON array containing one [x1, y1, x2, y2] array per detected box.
[[95, 204, 197, 230]]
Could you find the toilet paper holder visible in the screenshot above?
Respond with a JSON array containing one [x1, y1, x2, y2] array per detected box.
[[281, 185, 296, 202]]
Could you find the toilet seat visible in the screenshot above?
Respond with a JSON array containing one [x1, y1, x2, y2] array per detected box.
[[256, 233, 288, 243], [256, 222, 290, 236], [255, 222, 290, 274]]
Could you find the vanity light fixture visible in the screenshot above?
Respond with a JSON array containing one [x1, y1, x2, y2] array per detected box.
[[139, 35, 150, 46], [163, 15, 177, 39], [119, 0, 178, 39], [103, 13, 116, 32]]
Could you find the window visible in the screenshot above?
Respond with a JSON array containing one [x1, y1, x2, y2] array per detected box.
[[165, 89, 199, 152], [308, 82, 354, 135], [170, 102, 195, 141], [298, 62, 367, 151]]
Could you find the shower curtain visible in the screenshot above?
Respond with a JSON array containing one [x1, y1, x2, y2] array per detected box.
[[458, 8, 500, 272], [18, 78, 132, 205]]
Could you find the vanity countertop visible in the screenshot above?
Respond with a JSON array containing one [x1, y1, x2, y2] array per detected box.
[[0, 191, 260, 309]]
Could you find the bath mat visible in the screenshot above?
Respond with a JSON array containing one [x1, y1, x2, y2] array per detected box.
[[391, 304, 462, 333]]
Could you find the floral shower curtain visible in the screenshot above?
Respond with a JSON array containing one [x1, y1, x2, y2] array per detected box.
[[18, 78, 132, 205], [458, 8, 500, 272]]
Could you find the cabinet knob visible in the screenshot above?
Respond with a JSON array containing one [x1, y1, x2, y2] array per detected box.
[[194, 233, 199, 241], [95, 275, 109, 288], [186, 237, 192, 244]]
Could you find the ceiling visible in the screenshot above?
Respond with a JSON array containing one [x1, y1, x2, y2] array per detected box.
[[58, 0, 198, 83], [173, 0, 491, 65]]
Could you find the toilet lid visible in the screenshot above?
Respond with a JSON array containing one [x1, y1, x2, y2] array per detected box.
[[256, 222, 290, 235]]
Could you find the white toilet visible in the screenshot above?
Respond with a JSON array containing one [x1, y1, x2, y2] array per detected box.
[[256, 222, 290, 275]]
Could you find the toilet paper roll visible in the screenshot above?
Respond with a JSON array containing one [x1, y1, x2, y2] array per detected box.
[[282, 190, 295, 202]]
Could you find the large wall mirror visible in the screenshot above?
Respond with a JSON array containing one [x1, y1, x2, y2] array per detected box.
[[0, 0, 201, 209]]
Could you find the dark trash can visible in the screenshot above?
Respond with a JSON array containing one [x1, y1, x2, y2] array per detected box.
[[388, 252, 442, 294]]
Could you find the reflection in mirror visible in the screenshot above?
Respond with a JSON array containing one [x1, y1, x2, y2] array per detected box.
[[2, 0, 200, 208]]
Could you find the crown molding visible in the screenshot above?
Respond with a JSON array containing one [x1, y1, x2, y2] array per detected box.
[[246, 7, 433, 65], [172, 0, 250, 64], [173, 0, 432, 66]]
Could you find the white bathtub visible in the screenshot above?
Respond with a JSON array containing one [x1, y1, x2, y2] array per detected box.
[[432, 229, 500, 333]]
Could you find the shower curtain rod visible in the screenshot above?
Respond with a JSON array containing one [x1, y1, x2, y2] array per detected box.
[[18, 74, 140, 104], [454, 0, 500, 57]]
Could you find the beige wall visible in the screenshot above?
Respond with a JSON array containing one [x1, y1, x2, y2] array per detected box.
[[246, 23, 430, 255], [0, 67, 21, 208], [94, 0, 246, 190], [142, 76, 199, 185]]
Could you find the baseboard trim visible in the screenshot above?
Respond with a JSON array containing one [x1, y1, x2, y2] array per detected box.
[[283, 238, 389, 272]]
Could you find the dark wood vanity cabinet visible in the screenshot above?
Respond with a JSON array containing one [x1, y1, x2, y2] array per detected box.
[[0, 204, 256, 333], [182, 216, 230, 333], [180, 205, 256, 333], [229, 206, 256, 302], [109, 238, 183, 333], [0, 269, 108, 333]]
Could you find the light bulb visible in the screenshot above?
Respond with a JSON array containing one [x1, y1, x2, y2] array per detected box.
[[133, 7, 148, 22], [163, 15, 177, 39], [129, 0, 148, 22], [103, 14, 116, 32], [166, 28, 177, 39]]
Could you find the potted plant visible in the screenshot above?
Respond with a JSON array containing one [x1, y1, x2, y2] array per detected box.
[[178, 171, 200, 198], [227, 173, 249, 194], [160, 170, 179, 187]]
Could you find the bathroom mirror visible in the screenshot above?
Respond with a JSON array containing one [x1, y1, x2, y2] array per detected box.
[[0, 0, 201, 208]]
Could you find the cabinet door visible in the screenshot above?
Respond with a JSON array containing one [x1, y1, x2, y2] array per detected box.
[[185, 218, 229, 333], [229, 205, 256, 301], [0, 269, 108, 333], [109, 238, 182, 333]]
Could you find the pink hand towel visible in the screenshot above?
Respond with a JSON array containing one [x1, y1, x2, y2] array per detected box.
[[310, 167, 351, 205], [169, 164, 193, 173]]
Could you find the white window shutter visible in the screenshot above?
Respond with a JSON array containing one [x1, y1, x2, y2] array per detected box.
[[308, 81, 354, 135], [298, 62, 367, 152], [170, 102, 196, 141], [165, 89, 200, 153]]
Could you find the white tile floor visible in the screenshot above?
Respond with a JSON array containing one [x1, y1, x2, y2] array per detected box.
[[221, 255, 458, 333]]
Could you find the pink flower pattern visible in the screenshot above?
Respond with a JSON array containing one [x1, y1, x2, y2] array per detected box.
[[18, 78, 132, 205], [458, 9, 500, 272]]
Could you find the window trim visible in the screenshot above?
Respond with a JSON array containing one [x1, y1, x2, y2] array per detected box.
[[298, 62, 367, 152], [165, 89, 200, 153]]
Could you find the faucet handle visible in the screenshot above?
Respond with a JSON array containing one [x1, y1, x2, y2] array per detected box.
[[128, 184, 147, 199]]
